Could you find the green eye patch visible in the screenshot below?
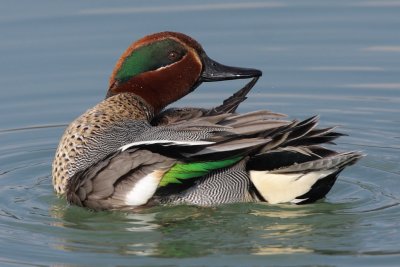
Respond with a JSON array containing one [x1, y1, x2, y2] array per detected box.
[[116, 39, 187, 83]]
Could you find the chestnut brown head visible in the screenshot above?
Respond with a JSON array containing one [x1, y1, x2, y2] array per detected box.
[[108, 32, 262, 113]]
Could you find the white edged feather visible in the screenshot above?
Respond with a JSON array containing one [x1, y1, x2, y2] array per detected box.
[[120, 140, 215, 152]]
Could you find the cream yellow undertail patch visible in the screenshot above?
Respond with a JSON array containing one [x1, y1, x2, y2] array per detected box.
[[250, 170, 335, 204]]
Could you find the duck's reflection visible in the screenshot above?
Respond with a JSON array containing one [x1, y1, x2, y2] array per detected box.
[[124, 212, 159, 232], [49, 202, 355, 258]]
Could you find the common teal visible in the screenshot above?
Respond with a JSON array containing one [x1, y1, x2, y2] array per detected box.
[[52, 32, 362, 210]]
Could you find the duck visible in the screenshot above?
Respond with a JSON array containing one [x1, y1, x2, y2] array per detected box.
[[52, 31, 362, 210]]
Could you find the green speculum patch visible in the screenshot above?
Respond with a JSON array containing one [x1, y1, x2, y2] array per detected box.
[[159, 156, 243, 187], [116, 39, 187, 83]]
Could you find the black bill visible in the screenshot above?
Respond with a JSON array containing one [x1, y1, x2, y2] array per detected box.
[[200, 53, 262, 82]]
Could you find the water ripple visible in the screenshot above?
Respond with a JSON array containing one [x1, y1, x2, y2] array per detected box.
[[0, 124, 67, 134]]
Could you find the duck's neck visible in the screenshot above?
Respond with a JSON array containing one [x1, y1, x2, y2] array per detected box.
[[102, 92, 155, 122], [107, 77, 179, 115]]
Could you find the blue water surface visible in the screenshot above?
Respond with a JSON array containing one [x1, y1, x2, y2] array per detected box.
[[0, 1, 399, 266]]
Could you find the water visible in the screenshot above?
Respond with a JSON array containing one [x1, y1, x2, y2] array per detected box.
[[0, 0, 399, 266]]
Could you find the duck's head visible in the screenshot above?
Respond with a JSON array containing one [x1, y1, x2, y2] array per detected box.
[[107, 31, 262, 113]]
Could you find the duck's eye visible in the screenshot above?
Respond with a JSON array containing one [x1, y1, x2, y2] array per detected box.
[[168, 51, 178, 61]]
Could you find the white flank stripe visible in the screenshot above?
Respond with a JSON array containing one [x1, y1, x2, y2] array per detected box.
[[250, 170, 335, 204], [125, 172, 160, 206], [120, 140, 214, 151]]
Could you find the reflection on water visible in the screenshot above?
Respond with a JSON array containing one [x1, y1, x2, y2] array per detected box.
[[250, 206, 312, 219], [46, 188, 388, 258], [253, 246, 313, 255], [125, 213, 160, 232]]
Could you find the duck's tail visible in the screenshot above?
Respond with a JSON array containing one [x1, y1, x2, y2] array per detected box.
[[247, 147, 363, 204]]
